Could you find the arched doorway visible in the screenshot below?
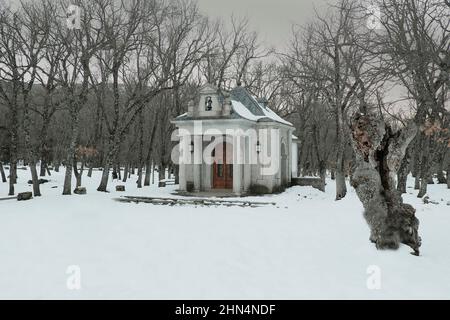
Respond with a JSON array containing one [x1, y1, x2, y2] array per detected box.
[[212, 142, 233, 189]]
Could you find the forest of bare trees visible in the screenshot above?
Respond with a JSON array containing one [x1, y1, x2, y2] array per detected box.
[[0, 0, 449, 251]]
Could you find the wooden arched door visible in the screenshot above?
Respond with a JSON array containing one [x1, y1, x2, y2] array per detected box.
[[212, 142, 233, 189]]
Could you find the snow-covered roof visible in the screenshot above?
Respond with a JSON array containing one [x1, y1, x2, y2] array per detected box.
[[230, 87, 293, 126], [173, 85, 293, 127], [231, 100, 292, 126]]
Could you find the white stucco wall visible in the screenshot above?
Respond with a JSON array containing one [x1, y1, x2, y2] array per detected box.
[[173, 118, 295, 194]]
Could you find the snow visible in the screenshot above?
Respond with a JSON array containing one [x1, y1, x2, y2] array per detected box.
[[231, 100, 263, 122], [0, 168, 450, 299], [261, 105, 293, 126], [231, 100, 293, 126]]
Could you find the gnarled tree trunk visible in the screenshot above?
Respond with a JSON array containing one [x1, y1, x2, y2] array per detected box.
[[350, 114, 421, 255]]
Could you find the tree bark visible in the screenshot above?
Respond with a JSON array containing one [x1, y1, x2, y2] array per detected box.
[[116, 164, 121, 181], [137, 165, 143, 188], [87, 164, 94, 178], [136, 113, 144, 189], [350, 114, 421, 255], [335, 161, 347, 200], [437, 171, 446, 184], [447, 162, 450, 189], [23, 92, 41, 197], [39, 163, 46, 177], [30, 163, 41, 197], [436, 160, 446, 184], [397, 149, 411, 194], [97, 155, 112, 192], [414, 176, 420, 190], [39, 115, 51, 177], [158, 164, 164, 186], [97, 135, 120, 192], [63, 112, 80, 195], [8, 162, 16, 196], [144, 163, 151, 186], [123, 164, 129, 183], [73, 158, 84, 188], [335, 111, 347, 200], [0, 163, 6, 183], [8, 102, 19, 196], [151, 162, 155, 185]]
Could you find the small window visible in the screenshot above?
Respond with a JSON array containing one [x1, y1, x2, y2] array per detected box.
[[205, 96, 213, 111]]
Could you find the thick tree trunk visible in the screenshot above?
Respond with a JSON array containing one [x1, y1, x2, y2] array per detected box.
[[0, 163, 6, 183], [350, 114, 421, 255]]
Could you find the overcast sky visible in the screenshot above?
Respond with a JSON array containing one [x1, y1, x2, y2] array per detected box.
[[196, 0, 331, 49], [3, 0, 330, 49]]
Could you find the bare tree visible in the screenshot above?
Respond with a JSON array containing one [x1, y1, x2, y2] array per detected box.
[[54, 0, 107, 195], [375, 0, 450, 198]]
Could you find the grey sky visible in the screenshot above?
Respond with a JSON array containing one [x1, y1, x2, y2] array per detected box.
[[196, 0, 331, 49]]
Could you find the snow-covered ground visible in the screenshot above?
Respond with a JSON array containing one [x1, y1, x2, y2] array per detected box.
[[0, 167, 449, 299]]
